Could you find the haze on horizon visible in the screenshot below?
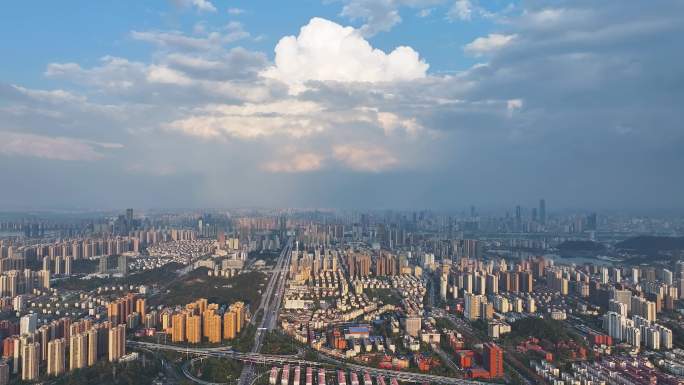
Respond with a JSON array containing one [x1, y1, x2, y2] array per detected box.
[[1, 1, 683, 211]]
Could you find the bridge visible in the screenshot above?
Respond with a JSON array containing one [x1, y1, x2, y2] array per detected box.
[[128, 341, 490, 385]]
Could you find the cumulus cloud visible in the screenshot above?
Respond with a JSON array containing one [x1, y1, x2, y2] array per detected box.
[[172, 0, 216, 13], [446, 0, 499, 22], [339, 0, 443, 36], [147, 65, 193, 85], [448, 0, 473, 20], [262, 152, 324, 173], [333, 144, 399, 172], [0, 132, 122, 161], [166, 101, 327, 139], [464, 33, 517, 56], [262, 18, 428, 91], [10, 85, 85, 104], [163, 48, 267, 80], [4, 1, 684, 208], [45, 56, 146, 91], [131, 30, 218, 51], [375, 111, 423, 135], [131, 23, 248, 52]]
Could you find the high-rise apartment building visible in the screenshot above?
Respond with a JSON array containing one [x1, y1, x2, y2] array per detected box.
[[19, 314, 37, 336], [108, 324, 126, 362], [21, 342, 39, 381], [205, 313, 222, 344], [483, 343, 504, 378], [186, 315, 202, 344], [172, 313, 186, 342], [223, 311, 236, 340], [47, 338, 66, 376], [464, 292, 482, 320], [87, 328, 98, 366], [69, 332, 87, 370], [135, 298, 146, 319]]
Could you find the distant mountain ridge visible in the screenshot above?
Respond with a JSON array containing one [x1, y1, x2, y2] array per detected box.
[[616, 236, 684, 253]]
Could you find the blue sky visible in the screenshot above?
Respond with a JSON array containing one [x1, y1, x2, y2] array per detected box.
[[1, 0, 504, 85], [1, 0, 683, 210]]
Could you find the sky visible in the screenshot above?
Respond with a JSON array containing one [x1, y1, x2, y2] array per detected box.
[[1, 0, 683, 211]]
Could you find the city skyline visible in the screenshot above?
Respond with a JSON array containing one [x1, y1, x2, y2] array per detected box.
[[1, 1, 683, 210], [0, 205, 683, 384]]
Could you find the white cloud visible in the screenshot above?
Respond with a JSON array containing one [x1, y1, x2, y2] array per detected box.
[[448, 0, 473, 21], [173, 0, 216, 12], [146, 65, 193, 85], [192, 0, 216, 12], [227, 7, 245, 15], [507, 99, 523, 114], [464, 33, 516, 56], [417, 8, 434, 18], [131, 24, 248, 51], [131, 30, 215, 50], [262, 17, 428, 91], [166, 101, 327, 139], [224, 21, 250, 43], [376, 111, 423, 135], [333, 144, 399, 172], [525, 8, 565, 26], [262, 152, 324, 173], [340, 0, 402, 36], [447, 0, 500, 22], [10, 85, 85, 104], [339, 0, 443, 36], [45, 56, 145, 90], [0, 131, 121, 161]]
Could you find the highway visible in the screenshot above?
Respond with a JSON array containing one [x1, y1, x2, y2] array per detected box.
[[128, 341, 491, 385], [238, 238, 293, 385]]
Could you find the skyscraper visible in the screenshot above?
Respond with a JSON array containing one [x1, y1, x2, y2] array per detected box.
[[539, 199, 546, 225], [117, 255, 128, 276]]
